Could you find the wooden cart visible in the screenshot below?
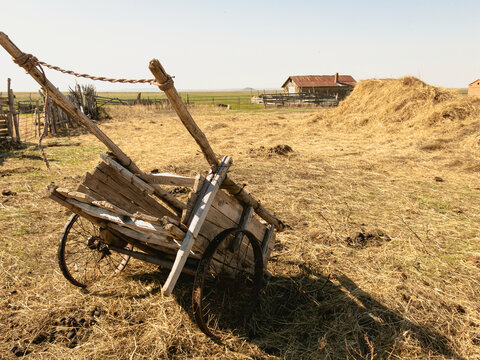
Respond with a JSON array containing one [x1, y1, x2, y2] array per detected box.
[[0, 32, 285, 339]]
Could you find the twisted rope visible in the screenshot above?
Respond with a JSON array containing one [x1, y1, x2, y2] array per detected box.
[[13, 53, 165, 86], [12, 53, 174, 169]]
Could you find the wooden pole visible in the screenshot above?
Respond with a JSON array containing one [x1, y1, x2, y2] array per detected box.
[[5, 78, 13, 138], [0, 32, 182, 214], [7, 79, 20, 141], [148, 59, 285, 231], [162, 156, 232, 296], [148, 59, 219, 169], [0, 33, 133, 164]]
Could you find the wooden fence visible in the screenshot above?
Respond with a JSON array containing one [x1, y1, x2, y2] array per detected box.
[[0, 78, 21, 142], [256, 93, 339, 107]]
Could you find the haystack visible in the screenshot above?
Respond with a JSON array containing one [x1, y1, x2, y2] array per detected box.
[[332, 76, 480, 129]]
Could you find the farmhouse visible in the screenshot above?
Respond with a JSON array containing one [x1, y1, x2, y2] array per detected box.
[[468, 78, 480, 97], [282, 73, 356, 99]]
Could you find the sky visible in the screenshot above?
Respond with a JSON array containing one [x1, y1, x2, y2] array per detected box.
[[1, 0, 479, 92]]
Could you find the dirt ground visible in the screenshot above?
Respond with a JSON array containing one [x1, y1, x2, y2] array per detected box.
[[0, 99, 479, 359]]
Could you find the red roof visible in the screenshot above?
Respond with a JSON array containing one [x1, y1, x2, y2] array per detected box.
[[282, 75, 356, 88]]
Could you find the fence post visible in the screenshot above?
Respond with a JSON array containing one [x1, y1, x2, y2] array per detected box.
[[5, 79, 13, 138], [8, 78, 20, 141]]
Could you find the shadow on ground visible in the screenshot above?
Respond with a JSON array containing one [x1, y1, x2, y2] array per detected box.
[[116, 266, 462, 360], [248, 268, 462, 359]]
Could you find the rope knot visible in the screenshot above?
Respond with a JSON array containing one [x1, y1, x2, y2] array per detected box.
[[13, 53, 39, 72], [158, 76, 174, 92]]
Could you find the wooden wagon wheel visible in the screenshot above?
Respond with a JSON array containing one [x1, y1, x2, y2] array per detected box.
[[192, 228, 264, 340], [57, 214, 132, 288]]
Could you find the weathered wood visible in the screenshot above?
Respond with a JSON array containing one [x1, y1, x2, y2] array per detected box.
[[181, 174, 204, 225], [142, 173, 196, 187], [100, 153, 154, 195], [83, 172, 140, 214], [65, 198, 173, 237], [221, 177, 285, 231], [0, 32, 184, 215], [261, 224, 275, 263], [93, 200, 133, 217], [5, 79, 13, 137], [162, 156, 232, 296], [54, 187, 97, 204], [230, 206, 254, 251], [7, 79, 19, 141], [148, 58, 284, 231], [133, 212, 162, 225], [100, 154, 186, 219], [94, 164, 176, 219], [209, 190, 266, 241], [163, 223, 187, 240], [76, 183, 104, 201], [149, 59, 219, 169], [109, 244, 196, 276], [106, 223, 180, 251], [47, 184, 102, 226]]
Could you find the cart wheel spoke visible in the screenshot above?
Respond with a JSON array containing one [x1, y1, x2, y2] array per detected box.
[[192, 228, 263, 341], [57, 214, 132, 288]]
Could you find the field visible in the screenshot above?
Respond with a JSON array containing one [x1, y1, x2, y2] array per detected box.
[[1, 78, 479, 359], [9, 90, 260, 104]]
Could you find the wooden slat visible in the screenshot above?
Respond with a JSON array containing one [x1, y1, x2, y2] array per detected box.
[[95, 163, 176, 219], [261, 224, 275, 265], [181, 174, 204, 225], [209, 190, 267, 241], [65, 198, 174, 237], [100, 153, 154, 195], [162, 156, 231, 296], [106, 223, 182, 251], [231, 206, 254, 251], [83, 172, 140, 214], [142, 173, 196, 187]]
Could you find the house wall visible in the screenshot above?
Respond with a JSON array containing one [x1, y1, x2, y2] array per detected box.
[[282, 80, 299, 94], [468, 81, 480, 97]]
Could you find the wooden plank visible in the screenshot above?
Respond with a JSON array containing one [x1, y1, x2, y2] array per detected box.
[[141, 173, 196, 187], [108, 244, 197, 276], [83, 172, 140, 214], [162, 156, 232, 296], [231, 206, 254, 251], [261, 224, 275, 264], [77, 183, 105, 201], [181, 174, 204, 225], [106, 223, 182, 251], [100, 153, 154, 195], [55, 187, 97, 204], [95, 164, 176, 219], [65, 198, 175, 238], [210, 190, 267, 241], [47, 184, 102, 226]]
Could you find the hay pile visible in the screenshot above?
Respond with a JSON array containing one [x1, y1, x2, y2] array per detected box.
[[330, 77, 480, 130]]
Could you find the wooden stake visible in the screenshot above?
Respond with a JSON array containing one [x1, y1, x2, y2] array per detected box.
[[148, 58, 284, 231], [0, 32, 182, 214], [5, 79, 13, 138], [149, 59, 219, 169], [7, 78, 20, 141], [162, 156, 232, 296]]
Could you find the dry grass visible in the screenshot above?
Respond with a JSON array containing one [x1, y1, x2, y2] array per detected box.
[[1, 78, 479, 359]]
